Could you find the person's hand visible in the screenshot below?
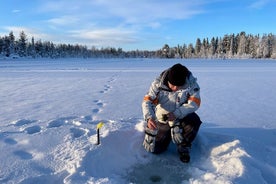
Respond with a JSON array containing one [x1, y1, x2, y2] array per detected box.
[[167, 112, 176, 121], [147, 118, 157, 129], [168, 121, 183, 144], [143, 127, 158, 152]]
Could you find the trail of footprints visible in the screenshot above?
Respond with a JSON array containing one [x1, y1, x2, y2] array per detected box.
[[93, 75, 115, 114], [1, 76, 115, 161]]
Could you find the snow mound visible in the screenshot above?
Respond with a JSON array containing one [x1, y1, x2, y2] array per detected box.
[[190, 137, 250, 184]]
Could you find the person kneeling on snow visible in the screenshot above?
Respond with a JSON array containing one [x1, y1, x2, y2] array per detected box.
[[142, 63, 202, 163]]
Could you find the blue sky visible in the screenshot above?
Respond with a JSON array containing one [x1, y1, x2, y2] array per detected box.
[[0, 0, 275, 51]]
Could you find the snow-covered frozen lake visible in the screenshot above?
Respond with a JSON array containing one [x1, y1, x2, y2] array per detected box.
[[0, 58, 275, 183]]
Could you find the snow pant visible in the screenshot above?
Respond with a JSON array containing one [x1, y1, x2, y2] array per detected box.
[[152, 112, 202, 154]]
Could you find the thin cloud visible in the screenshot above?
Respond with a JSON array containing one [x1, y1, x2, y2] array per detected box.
[[69, 28, 138, 47], [47, 16, 80, 26], [3, 26, 51, 41], [37, 1, 83, 13], [38, 0, 205, 25], [148, 22, 162, 29], [12, 9, 21, 13], [86, 0, 205, 24], [248, 0, 269, 9], [36, 0, 206, 47]]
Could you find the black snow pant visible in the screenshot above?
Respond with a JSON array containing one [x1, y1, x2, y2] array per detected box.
[[153, 112, 202, 154]]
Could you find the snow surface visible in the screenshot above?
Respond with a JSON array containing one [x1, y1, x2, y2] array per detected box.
[[0, 58, 275, 184]]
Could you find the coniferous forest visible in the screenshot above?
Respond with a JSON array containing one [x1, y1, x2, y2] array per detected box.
[[0, 31, 275, 59]]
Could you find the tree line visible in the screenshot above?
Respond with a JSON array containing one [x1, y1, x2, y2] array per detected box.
[[0, 31, 275, 59], [161, 32, 276, 59]]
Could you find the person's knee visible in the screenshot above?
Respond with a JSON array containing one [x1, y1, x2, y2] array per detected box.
[[153, 133, 171, 154], [180, 124, 194, 142], [181, 113, 202, 144], [183, 113, 202, 129]]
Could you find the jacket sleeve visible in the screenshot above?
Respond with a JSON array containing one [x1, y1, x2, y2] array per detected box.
[[173, 76, 201, 119], [142, 78, 160, 121]]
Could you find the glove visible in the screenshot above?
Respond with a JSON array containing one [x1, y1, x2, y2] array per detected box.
[[168, 121, 183, 144], [143, 127, 158, 152]]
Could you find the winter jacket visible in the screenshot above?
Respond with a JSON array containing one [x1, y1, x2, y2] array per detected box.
[[142, 68, 201, 123]]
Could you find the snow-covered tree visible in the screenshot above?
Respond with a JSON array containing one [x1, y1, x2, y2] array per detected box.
[[186, 43, 194, 58], [237, 32, 247, 57], [210, 37, 218, 57], [27, 37, 36, 58], [247, 34, 258, 58], [195, 38, 201, 57], [9, 31, 15, 56], [0, 37, 3, 55], [2, 36, 11, 57], [18, 31, 27, 57], [216, 37, 225, 58], [161, 44, 170, 58], [271, 34, 276, 59]]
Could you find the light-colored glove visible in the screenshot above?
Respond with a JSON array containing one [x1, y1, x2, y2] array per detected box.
[[168, 121, 183, 144], [143, 127, 158, 152]]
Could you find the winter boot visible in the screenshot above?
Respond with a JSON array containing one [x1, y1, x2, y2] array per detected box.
[[178, 145, 191, 163]]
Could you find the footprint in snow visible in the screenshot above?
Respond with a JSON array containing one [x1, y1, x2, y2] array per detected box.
[[24, 125, 42, 135], [47, 120, 64, 128], [93, 100, 105, 107], [92, 108, 100, 113], [99, 84, 112, 94], [107, 76, 116, 83], [96, 102, 104, 107], [92, 100, 105, 114], [12, 119, 36, 127], [14, 150, 33, 160], [99, 89, 109, 94], [46, 117, 75, 128], [83, 115, 93, 121], [4, 138, 17, 145], [93, 100, 100, 103], [70, 127, 88, 138], [104, 84, 111, 90]]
